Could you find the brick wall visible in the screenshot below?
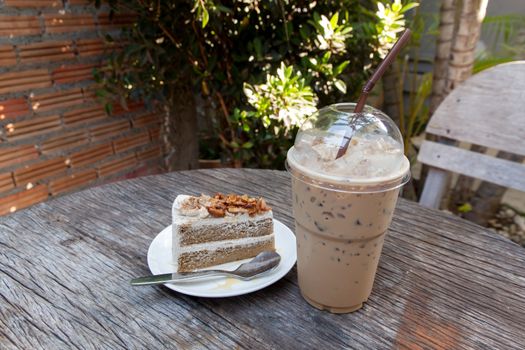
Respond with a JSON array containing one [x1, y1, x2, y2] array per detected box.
[[0, 0, 164, 216]]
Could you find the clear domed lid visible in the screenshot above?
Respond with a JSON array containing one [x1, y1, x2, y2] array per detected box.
[[287, 103, 410, 190]]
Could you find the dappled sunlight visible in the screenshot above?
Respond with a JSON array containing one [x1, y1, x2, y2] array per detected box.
[[0, 1, 523, 348]]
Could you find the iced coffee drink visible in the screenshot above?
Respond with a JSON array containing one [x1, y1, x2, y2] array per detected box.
[[286, 103, 410, 313]]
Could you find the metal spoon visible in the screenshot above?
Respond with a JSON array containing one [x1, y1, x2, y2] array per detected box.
[[130, 251, 281, 286]]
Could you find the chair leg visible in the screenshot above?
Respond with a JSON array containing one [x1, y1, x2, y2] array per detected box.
[[419, 168, 450, 209]]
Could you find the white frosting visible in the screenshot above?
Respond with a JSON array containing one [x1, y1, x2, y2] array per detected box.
[[173, 194, 209, 218], [171, 194, 274, 271]]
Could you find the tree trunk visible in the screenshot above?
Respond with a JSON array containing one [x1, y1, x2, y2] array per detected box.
[[162, 79, 199, 171], [443, 0, 489, 95], [446, 0, 489, 212], [464, 152, 525, 226], [430, 0, 458, 115], [428, 0, 489, 111]]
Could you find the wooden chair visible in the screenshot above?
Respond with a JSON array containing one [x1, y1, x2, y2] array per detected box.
[[418, 61, 525, 208]]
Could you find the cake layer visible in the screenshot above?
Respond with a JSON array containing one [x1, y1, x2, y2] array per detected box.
[[176, 217, 273, 245], [175, 233, 275, 255], [177, 238, 275, 272]]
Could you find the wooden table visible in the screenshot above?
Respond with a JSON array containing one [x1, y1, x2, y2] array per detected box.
[[1, 169, 525, 349]]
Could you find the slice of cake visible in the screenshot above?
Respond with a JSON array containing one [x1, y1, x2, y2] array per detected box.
[[172, 193, 275, 272]]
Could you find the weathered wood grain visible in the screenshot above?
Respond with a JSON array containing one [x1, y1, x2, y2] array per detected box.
[[1, 169, 525, 349], [419, 167, 450, 209], [418, 140, 525, 192], [419, 61, 525, 209], [426, 61, 525, 156]]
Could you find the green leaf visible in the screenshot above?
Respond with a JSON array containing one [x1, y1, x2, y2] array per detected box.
[[93, 68, 101, 82], [299, 26, 309, 40], [313, 12, 321, 24], [339, 26, 353, 35], [473, 57, 516, 74], [400, 3, 419, 14], [285, 21, 293, 38], [104, 103, 113, 115], [334, 60, 350, 75], [242, 141, 254, 149], [330, 12, 339, 28], [285, 65, 293, 79], [334, 79, 347, 93], [458, 203, 473, 213], [215, 5, 232, 13], [95, 89, 107, 97], [417, 72, 433, 97], [392, 1, 402, 13], [253, 37, 262, 59], [201, 7, 209, 28]]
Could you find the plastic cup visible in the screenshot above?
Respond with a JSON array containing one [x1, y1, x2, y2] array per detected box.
[[286, 103, 410, 313]]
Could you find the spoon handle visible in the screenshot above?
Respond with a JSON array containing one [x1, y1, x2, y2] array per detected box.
[[130, 269, 234, 286]]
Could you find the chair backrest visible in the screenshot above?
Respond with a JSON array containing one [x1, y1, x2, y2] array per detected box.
[[418, 61, 525, 208]]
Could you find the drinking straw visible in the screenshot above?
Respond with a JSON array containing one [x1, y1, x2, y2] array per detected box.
[[335, 29, 412, 159]]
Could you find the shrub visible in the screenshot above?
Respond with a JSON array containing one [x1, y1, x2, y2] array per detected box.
[[95, 0, 417, 169]]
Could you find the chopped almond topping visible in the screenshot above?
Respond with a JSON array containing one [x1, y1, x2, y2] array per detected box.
[[227, 207, 249, 214], [203, 193, 271, 217], [207, 206, 225, 217]]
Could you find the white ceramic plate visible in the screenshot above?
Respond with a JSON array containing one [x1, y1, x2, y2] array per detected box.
[[147, 219, 296, 298]]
